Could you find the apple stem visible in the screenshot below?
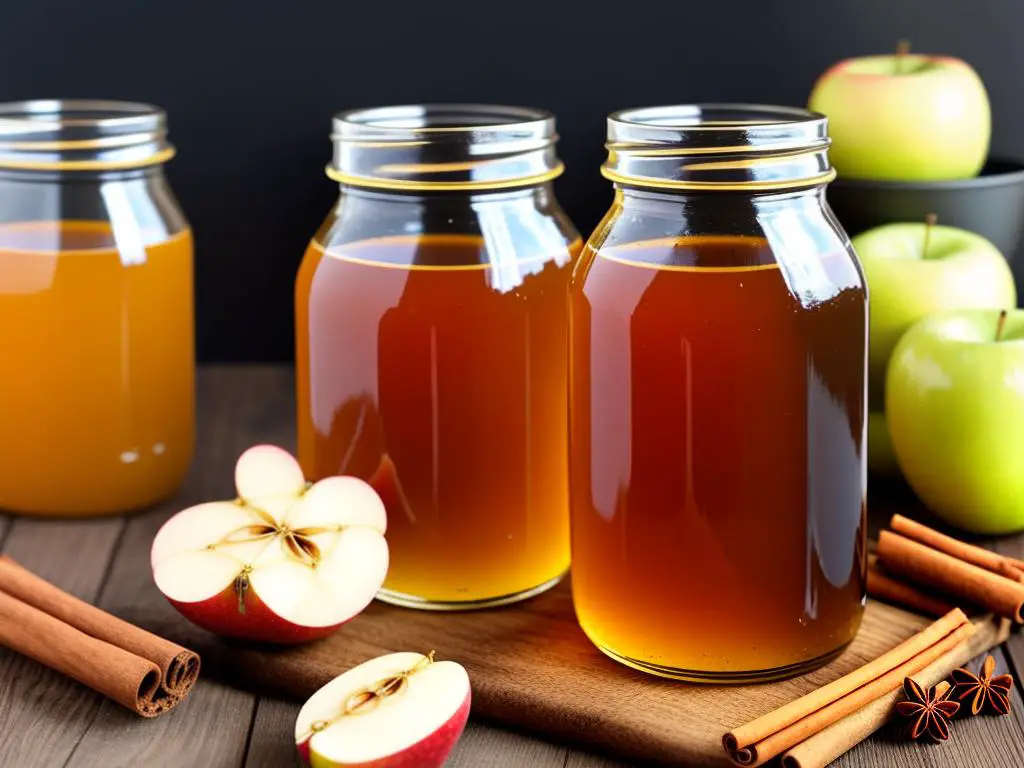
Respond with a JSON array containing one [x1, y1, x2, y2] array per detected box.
[[996, 309, 1009, 341], [234, 567, 252, 614], [922, 213, 937, 258], [896, 39, 911, 73]]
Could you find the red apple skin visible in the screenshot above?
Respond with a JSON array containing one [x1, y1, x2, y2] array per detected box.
[[302, 692, 471, 768], [165, 585, 347, 645], [297, 736, 313, 767]]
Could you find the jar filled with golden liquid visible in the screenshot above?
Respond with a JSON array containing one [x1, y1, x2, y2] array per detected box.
[[296, 105, 580, 609], [569, 105, 868, 682], [0, 101, 194, 516]]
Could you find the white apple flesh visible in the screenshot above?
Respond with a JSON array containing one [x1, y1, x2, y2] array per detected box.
[[295, 652, 471, 768], [151, 445, 389, 644]]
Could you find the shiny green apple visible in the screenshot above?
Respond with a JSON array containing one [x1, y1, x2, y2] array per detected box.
[[887, 309, 1024, 534], [852, 222, 1015, 409], [809, 49, 990, 180]]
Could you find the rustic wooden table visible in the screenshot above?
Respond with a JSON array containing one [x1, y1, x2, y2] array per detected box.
[[1, 366, 1022, 767]]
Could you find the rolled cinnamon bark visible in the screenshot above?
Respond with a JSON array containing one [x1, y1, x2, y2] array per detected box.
[[0, 556, 199, 716], [781, 616, 1008, 768], [890, 515, 1024, 582], [877, 531, 1024, 622], [723, 609, 970, 766], [866, 563, 958, 618]]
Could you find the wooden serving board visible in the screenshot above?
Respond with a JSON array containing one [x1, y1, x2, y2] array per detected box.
[[131, 578, 1006, 766], [102, 368, 1011, 765]]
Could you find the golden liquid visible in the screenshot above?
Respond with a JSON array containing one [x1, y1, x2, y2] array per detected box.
[[0, 221, 195, 515], [296, 234, 579, 605], [569, 236, 867, 680]]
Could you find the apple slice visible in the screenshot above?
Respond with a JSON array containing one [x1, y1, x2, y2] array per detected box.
[[295, 652, 471, 768], [151, 445, 389, 644]]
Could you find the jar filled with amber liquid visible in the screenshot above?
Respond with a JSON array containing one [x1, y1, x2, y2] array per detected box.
[[0, 101, 194, 516], [296, 105, 580, 609], [569, 105, 867, 682]]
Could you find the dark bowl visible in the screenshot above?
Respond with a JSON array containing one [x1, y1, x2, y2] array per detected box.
[[827, 158, 1024, 262]]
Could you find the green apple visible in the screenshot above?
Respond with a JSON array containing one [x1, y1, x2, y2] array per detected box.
[[867, 411, 900, 475], [887, 309, 1024, 534], [852, 221, 1015, 408], [809, 47, 990, 180]]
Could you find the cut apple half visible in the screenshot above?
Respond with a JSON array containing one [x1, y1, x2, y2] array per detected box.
[[295, 651, 471, 768], [151, 445, 389, 644]]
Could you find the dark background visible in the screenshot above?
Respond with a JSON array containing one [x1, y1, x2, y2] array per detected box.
[[1, 0, 1022, 362]]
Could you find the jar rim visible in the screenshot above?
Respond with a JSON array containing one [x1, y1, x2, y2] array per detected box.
[[327, 103, 564, 192], [332, 103, 556, 134], [0, 99, 174, 172], [603, 103, 834, 192], [609, 103, 827, 131]]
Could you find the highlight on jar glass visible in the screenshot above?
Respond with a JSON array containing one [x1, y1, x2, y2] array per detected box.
[[295, 104, 581, 610], [0, 100, 194, 516], [569, 104, 868, 682]]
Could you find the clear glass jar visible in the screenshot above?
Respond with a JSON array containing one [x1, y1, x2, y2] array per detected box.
[[0, 100, 194, 516], [569, 105, 868, 682], [295, 105, 580, 609]]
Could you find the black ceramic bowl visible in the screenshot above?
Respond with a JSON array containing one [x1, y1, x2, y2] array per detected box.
[[827, 158, 1024, 262]]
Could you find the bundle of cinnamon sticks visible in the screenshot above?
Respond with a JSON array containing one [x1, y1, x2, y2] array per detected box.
[[0, 556, 200, 717], [724, 514, 1017, 768], [871, 514, 1024, 622], [724, 608, 983, 767]]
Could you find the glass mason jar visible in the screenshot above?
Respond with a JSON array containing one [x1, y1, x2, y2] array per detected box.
[[296, 104, 580, 609], [569, 105, 868, 682], [0, 100, 194, 516]]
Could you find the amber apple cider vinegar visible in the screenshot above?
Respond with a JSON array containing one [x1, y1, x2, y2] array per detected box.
[[297, 234, 580, 607], [569, 235, 867, 680], [0, 221, 194, 513], [0, 99, 194, 516]]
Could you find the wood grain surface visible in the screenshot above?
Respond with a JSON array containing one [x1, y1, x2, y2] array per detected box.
[[127, 574, 1008, 765], [0, 366, 1021, 768]]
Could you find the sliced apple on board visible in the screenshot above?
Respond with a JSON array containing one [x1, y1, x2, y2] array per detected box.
[[295, 651, 471, 768], [151, 445, 389, 644]]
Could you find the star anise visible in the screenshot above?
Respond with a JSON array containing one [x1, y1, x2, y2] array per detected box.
[[951, 655, 1013, 716], [895, 678, 959, 742]]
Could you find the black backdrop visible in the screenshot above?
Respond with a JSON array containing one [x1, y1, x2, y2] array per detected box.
[[1, 0, 1022, 362]]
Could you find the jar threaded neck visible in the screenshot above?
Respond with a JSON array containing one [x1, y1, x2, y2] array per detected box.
[[0, 100, 173, 172], [603, 104, 834, 192], [328, 104, 564, 192]]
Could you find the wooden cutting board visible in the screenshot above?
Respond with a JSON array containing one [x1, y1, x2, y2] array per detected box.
[[111, 367, 1008, 765], [135, 577, 1006, 766]]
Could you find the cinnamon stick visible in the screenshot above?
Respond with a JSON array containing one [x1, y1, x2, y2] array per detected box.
[[781, 616, 1008, 768], [877, 531, 1024, 622], [890, 515, 1024, 582], [723, 609, 971, 766], [0, 556, 199, 716], [866, 562, 958, 618]]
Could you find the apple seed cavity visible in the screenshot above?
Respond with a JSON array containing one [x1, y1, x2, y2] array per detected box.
[[303, 651, 437, 741], [295, 651, 471, 767], [151, 445, 389, 644]]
